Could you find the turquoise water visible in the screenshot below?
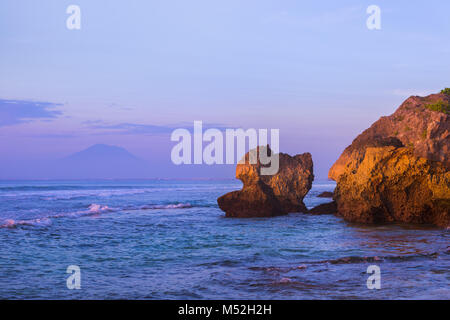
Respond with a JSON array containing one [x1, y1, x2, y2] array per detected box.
[[0, 180, 448, 299]]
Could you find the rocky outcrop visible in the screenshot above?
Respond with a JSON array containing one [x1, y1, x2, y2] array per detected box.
[[218, 146, 313, 218], [329, 92, 449, 180], [333, 145, 449, 227], [330, 92, 450, 227]]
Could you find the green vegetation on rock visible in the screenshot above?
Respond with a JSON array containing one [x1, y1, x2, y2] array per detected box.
[[440, 88, 450, 95], [424, 100, 450, 114], [421, 129, 427, 139]]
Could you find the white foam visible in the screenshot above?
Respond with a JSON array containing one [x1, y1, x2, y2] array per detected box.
[[0, 202, 193, 229], [140, 203, 192, 210], [88, 203, 113, 213], [0, 217, 52, 228]]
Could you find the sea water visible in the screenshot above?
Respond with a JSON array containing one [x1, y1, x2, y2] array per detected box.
[[0, 180, 448, 299]]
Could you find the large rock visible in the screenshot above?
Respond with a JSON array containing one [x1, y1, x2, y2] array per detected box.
[[330, 92, 450, 227], [329, 92, 449, 180], [216, 181, 285, 218], [218, 146, 314, 217]]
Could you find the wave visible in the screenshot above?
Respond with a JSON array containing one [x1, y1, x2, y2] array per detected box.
[[250, 251, 447, 273], [87, 203, 113, 213], [139, 203, 192, 210], [0, 189, 154, 200], [0, 185, 81, 192], [0, 204, 113, 228], [0, 186, 240, 200], [318, 252, 444, 264], [0, 202, 194, 229], [0, 185, 163, 192], [0, 218, 52, 228]]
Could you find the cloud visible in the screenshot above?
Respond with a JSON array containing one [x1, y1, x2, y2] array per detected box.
[[0, 99, 63, 127], [107, 102, 134, 111], [263, 6, 362, 29], [87, 122, 175, 135], [392, 89, 436, 97], [84, 121, 236, 135]]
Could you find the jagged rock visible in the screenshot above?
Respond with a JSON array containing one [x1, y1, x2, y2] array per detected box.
[[308, 201, 337, 215], [218, 146, 314, 217], [330, 91, 450, 228]]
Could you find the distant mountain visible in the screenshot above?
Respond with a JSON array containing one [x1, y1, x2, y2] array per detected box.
[[64, 144, 139, 163], [55, 144, 153, 179], [0, 143, 236, 180]]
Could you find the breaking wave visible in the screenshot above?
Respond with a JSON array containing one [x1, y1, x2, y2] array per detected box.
[[0, 218, 52, 228], [0, 202, 193, 229], [87, 204, 113, 213]]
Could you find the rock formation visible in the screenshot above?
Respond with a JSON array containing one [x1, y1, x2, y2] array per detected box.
[[329, 91, 450, 227], [308, 201, 337, 215], [218, 146, 314, 218], [329, 92, 449, 180]]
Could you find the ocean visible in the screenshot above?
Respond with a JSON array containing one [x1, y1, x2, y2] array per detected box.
[[0, 179, 448, 299]]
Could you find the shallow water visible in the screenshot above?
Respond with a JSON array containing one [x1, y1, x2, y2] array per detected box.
[[0, 180, 448, 299]]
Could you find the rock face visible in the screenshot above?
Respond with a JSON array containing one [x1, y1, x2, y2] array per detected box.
[[218, 146, 314, 217], [330, 92, 450, 227], [329, 93, 449, 180]]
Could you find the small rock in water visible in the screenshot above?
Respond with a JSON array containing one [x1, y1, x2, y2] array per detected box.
[[308, 201, 337, 215], [317, 191, 334, 198], [218, 145, 314, 218]]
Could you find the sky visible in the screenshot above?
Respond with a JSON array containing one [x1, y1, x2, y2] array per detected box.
[[0, 0, 449, 179]]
